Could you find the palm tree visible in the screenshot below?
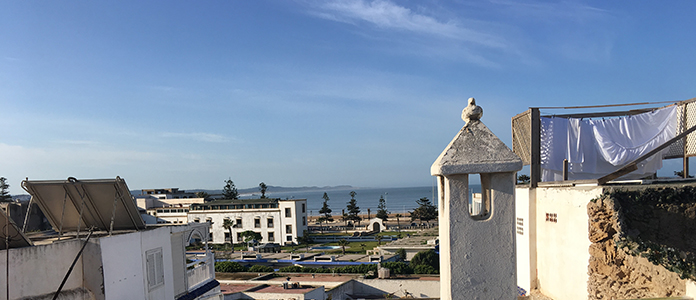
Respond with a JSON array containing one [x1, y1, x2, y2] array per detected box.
[[338, 239, 350, 255], [395, 214, 402, 232], [360, 243, 367, 252], [222, 218, 234, 247], [375, 235, 383, 246]]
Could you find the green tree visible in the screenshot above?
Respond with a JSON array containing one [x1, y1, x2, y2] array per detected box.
[[376, 195, 389, 221], [318, 192, 333, 233], [0, 177, 11, 202], [240, 230, 262, 249], [195, 191, 210, 199], [410, 197, 437, 224], [375, 235, 383, 245], [215, 261, 247, 273], [410, 249, 439, 271], [222, 218, 234, 246], [346, 191, 361, 227], [338, 239, 349, 255], [517, 174, 531, 184], [296, 231, 314, 252], [259, 182, 268, 198], [675, 170, 694, 178], [222, 179, 238, 199], [395, 248, 407, 262], [394, 213, 402, 232]]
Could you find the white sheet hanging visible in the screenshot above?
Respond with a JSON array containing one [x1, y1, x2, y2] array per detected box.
[[540, 105, 677, 182]]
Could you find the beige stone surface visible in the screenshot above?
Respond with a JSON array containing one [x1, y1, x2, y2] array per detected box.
[[587, 196, 686, 300]]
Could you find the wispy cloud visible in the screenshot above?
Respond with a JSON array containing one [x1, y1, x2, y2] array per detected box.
[[161, 132, 233, 143], [490, 0, 610, 23], [307, 0, 508, 49]]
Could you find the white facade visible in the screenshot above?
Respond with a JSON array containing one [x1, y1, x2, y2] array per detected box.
[[136, 195, 205, 224], [187, 198, 307, 245], [515, 184, 604, 300]]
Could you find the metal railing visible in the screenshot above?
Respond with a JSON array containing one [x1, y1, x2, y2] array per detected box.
[[186, 253, 214, 291]]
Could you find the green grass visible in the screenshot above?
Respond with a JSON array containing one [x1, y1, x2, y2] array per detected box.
[[321, 241, 380, 254]]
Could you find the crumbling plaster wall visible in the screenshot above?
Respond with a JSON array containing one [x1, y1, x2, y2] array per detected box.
[[587, 189, 690, 300]]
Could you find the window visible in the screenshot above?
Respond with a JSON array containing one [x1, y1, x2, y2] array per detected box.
[[286, 235, 292, 242], [193, 218, 200, 223], [254, 218, 261, 228], [302, 203, 305, 213], [268, 232, 275, 242], [286, 225, 292, 234], [285, 208, 292, 218], [302, 217, 306, 226], [267, 218, 274, 228], [237, 232, 243, 242], [225, 232, 230, 241], [236, 218, 242, 228], [146, 248, 164, 290]]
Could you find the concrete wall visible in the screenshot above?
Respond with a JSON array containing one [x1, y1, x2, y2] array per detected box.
[[534, 185, 602, 300], [99, 227, 176, 300], [243, 286, 323, 300], [100, 232, 148, 300], [354, 278, 440, 298], [439, 173, 518, 300], [0, 239, 95, 300], [515, 186, 536, 294]]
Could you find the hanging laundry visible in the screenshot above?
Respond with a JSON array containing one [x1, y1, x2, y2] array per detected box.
[[540, 105, 677, 182]]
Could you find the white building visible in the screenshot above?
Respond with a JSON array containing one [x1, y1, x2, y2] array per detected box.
[[187, 198, 307, 245], [1, 177, 223, 300], [136, 188, 207, 224]]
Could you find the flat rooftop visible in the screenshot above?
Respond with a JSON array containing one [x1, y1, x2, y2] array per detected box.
[[266, 274, 359, 283]]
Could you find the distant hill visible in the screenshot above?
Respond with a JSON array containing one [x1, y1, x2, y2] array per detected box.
[[130, 185, 355, 196]]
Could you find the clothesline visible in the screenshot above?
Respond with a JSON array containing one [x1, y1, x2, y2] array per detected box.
[[534, 100, 677, 110]]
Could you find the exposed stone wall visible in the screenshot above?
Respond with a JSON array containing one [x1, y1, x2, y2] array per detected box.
[[587, 193, 685, 300]]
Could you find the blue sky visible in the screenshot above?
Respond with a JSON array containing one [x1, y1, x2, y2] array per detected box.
[[2, 1, 696, 192]]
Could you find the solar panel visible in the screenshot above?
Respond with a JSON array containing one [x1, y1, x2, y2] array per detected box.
[[21, 177, 145, 233], [0, 207, 33, 249]]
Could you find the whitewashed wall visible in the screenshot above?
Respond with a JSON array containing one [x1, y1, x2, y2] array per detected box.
[[0, 239, 92, 300], [534, 185, 602, 300], [515, 186, 535, 295]]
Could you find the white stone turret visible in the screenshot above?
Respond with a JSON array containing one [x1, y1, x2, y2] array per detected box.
[[432, 99, 522, 300]]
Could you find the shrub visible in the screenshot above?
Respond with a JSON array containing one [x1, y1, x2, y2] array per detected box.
[[215, 261, 247, 273], [249, 265, 275, 273], [410, 249, 439, 271], [381, 262, 412, 274], [395, 248, 407, 262], [413, 264, 438, 274], [278, 266, 304, 273]]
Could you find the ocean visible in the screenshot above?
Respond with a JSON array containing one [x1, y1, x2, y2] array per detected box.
[[250, 184, 483, 216]]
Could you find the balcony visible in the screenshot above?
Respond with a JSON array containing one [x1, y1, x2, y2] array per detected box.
[[186, 252, 215, 291]]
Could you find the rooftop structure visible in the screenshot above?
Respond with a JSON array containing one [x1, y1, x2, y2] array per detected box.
[[511, 98, 696, 187], [1, 177, 222, 300], [510, 99, 696, 299], [432, 98, 522, 299]]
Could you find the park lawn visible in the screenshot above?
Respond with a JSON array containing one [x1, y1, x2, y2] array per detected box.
[[308, 232, 353, 236], [321, 241, 381, 254]]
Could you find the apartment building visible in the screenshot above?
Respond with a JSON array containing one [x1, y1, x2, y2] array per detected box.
[[187, 198, 307, 245]]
